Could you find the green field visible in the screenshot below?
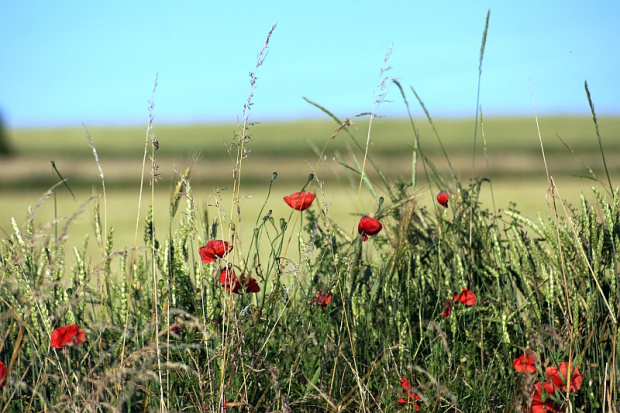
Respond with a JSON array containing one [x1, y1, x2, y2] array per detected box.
[[8, 116, 620, 159], [1, 115, 618, 263], [0, 115, 614, 279]]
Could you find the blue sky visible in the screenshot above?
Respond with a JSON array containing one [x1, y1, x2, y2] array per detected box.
[[1, 1, 619, 127]]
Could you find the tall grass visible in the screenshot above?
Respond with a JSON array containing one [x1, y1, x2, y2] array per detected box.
[[1, 17, 618, 413]]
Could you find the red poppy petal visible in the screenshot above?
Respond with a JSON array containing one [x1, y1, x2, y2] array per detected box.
[[546, 362, 582, 392], [199, 240, 232, 264], [50, 324, 86, 349], [323, 292, 332, 305], [231, 280, 242, 294], [0, 361, 7, 389], [358, 216, 382, 241], [219, 268, 237, 290], [283, 192, 316, 211], [400, 376, 412, 394], [453, 287, 477, 306], [512, 353, 536, 374], [244, 278, 261, 293], [443, 298, 451, 318], [314, 291, 333, 309]]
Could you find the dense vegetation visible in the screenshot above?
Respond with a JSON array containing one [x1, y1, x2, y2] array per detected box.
[[1, 20, 618, 413]]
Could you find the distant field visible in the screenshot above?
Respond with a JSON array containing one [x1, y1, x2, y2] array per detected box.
[[1, 116, 618, 264], [3, 115, 620, 187], [8, 115, 620, 158]]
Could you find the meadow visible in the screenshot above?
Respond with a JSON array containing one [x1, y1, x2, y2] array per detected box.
[[1, 23, 620, 412], [2, 115, 619, 263]]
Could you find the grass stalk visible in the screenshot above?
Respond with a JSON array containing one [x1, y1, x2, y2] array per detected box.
[[584, 81, 613, 195], [468, 10, 490, 246]]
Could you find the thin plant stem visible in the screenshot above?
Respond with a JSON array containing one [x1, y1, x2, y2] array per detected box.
[[584, 80, 613, 195], [120, 73, 158, 375], [468, 10, 490, 246]]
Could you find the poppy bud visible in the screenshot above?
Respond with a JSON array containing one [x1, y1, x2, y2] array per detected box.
[[437, 191, 450, 208]]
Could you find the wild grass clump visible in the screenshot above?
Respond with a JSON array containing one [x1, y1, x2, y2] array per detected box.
[[1, 18, 618, 413]]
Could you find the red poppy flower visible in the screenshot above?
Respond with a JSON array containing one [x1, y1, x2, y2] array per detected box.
[[242, 277, 261, 293], [0, 360, 7, 389], [199, 240, 233, 264], [219, 268, 260, 294], [397, 377, 421, 410], [545, 361, 582, 393], [453, 287, 477, 306], [358, 216, 382, 242], [283, 191, 316, 211], [513, 353, 537, 374], [437, 191, 449, 208], [313, 290, 333, 309], [169, 325, 181, 335], [530, 381, 560, 413], [219, 267, 237, 291], [442, 298, 451, 318], [50, 324, 86, 349]]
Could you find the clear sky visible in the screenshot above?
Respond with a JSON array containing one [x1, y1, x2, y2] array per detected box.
[[1, 1, 619, 127]]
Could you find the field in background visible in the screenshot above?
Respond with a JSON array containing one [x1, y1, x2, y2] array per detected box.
[[2, 112, 620, 411], [1, 115, 619, 263]]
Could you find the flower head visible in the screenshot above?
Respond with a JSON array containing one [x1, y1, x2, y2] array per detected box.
[[199, 240, 233, 264], [358, 216, 382, 242], [397, 376, 421, 410], [545, 361, 582, 393], [530, 381, 560, 413], [283, 191, 316, 211], [241, 277, 261, 294], [313, 290, 333, 309], [453, 287, 477, 306], [219, 268, 260, 294], [50, 324, 86, 349], [437, 191, 450, 208], [513, 353, 537, 374], [0, 360, 7, 389]]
